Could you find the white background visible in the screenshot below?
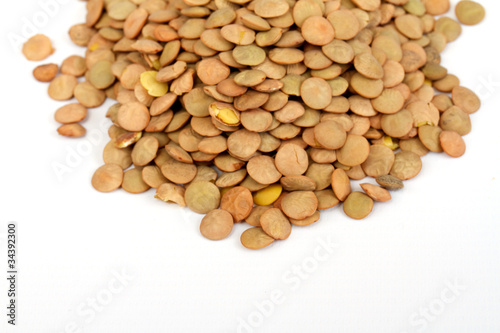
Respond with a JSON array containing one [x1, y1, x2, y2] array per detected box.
[[1, 0, 500, 332]]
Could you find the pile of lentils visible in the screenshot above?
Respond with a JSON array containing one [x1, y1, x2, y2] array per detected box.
[[23, 0, 484, 249]]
